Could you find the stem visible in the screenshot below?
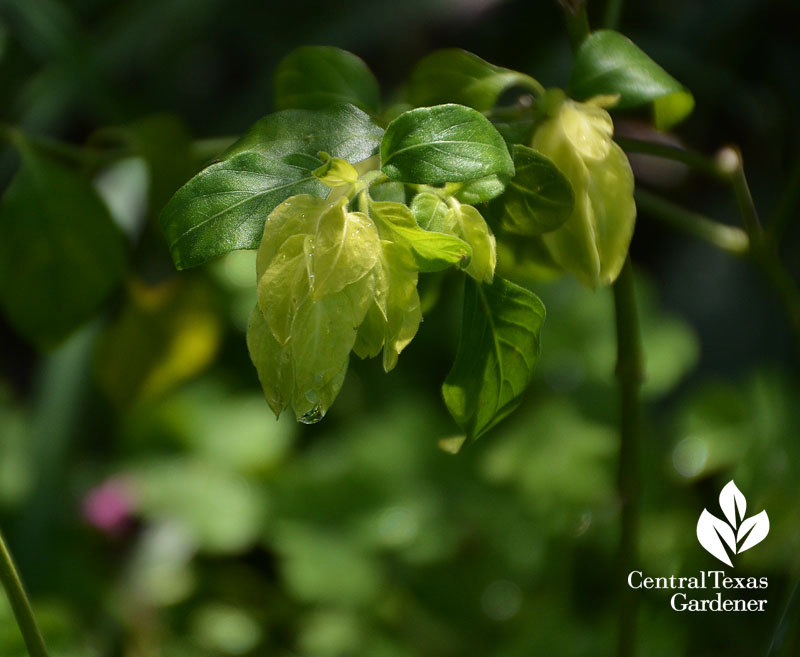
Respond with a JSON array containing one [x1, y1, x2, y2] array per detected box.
[[612, 258, 644, 657], [615, 136, 727, 182], [604, 0, 624, 30], [0, 529, 50, 657], [561, 1, 591, 51], [0, 123, 122, 168], [620, 137, 800, 353], [719, 148, 800, 354], [724, 147, 763, 238], [634, 189, 749, 256]]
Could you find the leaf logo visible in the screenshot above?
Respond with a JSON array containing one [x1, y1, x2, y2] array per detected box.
[[696, 481, 769, 567]]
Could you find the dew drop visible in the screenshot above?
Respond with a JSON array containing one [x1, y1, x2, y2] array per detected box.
[[299, 405, 324, 424]]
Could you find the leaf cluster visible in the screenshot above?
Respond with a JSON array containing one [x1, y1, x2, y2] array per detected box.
[[0, 32, 693, 440]]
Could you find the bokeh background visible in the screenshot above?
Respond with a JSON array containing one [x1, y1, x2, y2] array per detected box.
[[1, 0, 800, 655]]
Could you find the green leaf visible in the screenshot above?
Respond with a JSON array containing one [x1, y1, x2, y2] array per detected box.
[[368, 200, 471, 272], [409, 192, 449, 232], [247, 307, 294, 418], [443, 276, 545, 440], [407, 49, 543, 111], [313, 152, 360, 187], [274, 46, 380, 114], [377, 241, 422, 372], [251, 195, 380, 423], [495, 233, 562, 282], [257, 195, 380, 336], [569, 30, 694, 131], [289, 275, 374, 422], [0, 145, 127, 348], [161, 104, 383, 269], [353, 301, 386, 360], [448, 176, 506, 204], [490, 108, 536, 147], [500, 145, 574, 236], [224, 104, 383, 162], [303, 201, 380, 298], [162, 153, 327, 270], [380, 104, 514, 185], [444, 203, 496, 283], [368, 180, 406, 204]]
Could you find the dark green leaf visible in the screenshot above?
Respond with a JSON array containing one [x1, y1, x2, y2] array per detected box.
[[161, 105, 383, 269], [500, 145, 574, 236], [443, 276, 545, 440], [381, 104, 514, 185], [569, 30, 694, 130], [161, 153, 327, 270], [224, 104, 383, 164], [407, 49, 542, 111], [274, 46, 380, 114], [0, 146, 127, 348], [490, 108, 536, 148]]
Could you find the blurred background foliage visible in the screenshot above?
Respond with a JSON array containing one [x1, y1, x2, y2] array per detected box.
[[0, 0, 799, 655]]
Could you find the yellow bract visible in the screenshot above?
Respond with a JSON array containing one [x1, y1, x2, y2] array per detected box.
[[532, 92, 636, 288]]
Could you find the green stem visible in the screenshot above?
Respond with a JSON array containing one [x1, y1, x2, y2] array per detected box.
[[0, 123, 122, 168], [612, 258, 644, 657], [725, 148, 763, 238], [634, 189, 750, 256], [615, 136, 727, 182], [620, 137, 800, 354], [720, 149, 800, 354], [561, 1, 591, 51], [0, 529, 50, 657], [604, 0, 624, 29]]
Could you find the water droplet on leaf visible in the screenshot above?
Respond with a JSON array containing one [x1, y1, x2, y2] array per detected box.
[[299, 405, 324, 424]]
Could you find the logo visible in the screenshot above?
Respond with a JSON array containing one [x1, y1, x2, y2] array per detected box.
[[627, 480, 771, 612], [696, 480, 769, 567]]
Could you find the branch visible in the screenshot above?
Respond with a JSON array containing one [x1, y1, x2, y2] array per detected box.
[[634, 189, 749, 256], [0, 530, 50, 657], [613, 258, 644, 657]]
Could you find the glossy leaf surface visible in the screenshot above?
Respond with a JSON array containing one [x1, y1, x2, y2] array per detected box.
[[500, 145, 574, 236], [381, 104, 514, 185], [407, 49, 541, 111], [444, 203, 496, 283], [369, 200, 471, 272], [274, 46, 380, 114], [443, 277, 545, 440], [569, 30, 694, 130], [161, 105, 383, 269]]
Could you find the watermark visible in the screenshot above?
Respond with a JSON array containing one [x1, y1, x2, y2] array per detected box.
[[627, 480, 770, 612], [697, 480, 769, 567]]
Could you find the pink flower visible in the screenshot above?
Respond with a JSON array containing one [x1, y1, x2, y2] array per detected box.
[[82, 477, 137, 536]]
